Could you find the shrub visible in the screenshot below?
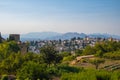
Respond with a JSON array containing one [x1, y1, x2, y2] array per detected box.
[[62, 56, 75, 62], [61, 69, 96, 80], [1, 75, 8, 80], [61, 69, 120, 80], [103, 51, 120, 60], [58, 64, 83, 74], [16, 61, 49, 80], [89, 58, 105, 69], [111, 71, 120, 80], [96, 71, 111, 80]]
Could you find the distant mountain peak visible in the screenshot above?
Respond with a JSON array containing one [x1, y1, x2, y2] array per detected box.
[[2, 32, 120, 41]]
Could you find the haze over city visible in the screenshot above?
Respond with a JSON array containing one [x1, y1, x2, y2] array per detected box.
[[0, 0, 120, 35]]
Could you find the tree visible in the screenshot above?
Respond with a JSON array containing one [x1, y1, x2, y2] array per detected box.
[[83, 46, 96, 55], [75, 49, 83, 56], [0, 53, 23, 74], [90, 58, 105, 69], [40, 46, 62, 67], [95, 50, 104, 58], [40, 46, 56, 66], [0, 41, 20, 59], [7, 41, 20, 53], [54, 54, 63, 66], [60, 51, 71, 57]]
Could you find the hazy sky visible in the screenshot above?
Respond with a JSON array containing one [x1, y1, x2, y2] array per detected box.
[[0, 0, 120, 35]]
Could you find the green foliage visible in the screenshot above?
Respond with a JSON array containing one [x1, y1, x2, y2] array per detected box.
[[61, 69, 120, 80], [60, 52, 71, 57], [83, 46, 96, 55], [103, 50, 120, 60], [40, 46, 63, 66], [96, 71, 111, 80], [46, 66, 58, 75], [1, 75, 8, 80], [61, 69, 96, 80], [62, 56, 75, 62], [46, 64, 83, 77], [54, 54, 63, 65], [0, 53, 24, 74], [95, 50, 104, 57], [75, 49, 83, 56], [0, 41, 20, 60], [0, 41, 120, 80], [16, 61, 48, 80], [90, 58, 105, 69], [7, 41, 20, 53], [57, 64, 83, 74], [83, 41, 120, 59], [0, 52, 43, 75], [111, 71, 120, 80]]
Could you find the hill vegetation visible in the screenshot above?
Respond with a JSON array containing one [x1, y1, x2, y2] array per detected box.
[[0, 40, 120, 80]]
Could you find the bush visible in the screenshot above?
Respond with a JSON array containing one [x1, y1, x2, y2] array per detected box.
[[16, 61, 49, 80], [61, 69, 120, 80], [61, 69, 96, 80], [111, 71, 120, 80], [96, 71, 111, 80], [1, 75, 8, 80], [46, 66, 59, 76], [89, 58, 105, 69], [57, 64, 83, 75], [103, 51, 120, 60], [62, 56, 75, 62]]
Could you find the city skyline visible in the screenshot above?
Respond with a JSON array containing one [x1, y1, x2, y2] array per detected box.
[[0, 0, 120, 35]]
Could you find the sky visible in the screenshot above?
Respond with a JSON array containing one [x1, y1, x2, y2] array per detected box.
[[0, 0, 120, 35]]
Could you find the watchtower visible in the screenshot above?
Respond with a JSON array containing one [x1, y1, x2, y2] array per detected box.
[[9, 34, 20, 42]]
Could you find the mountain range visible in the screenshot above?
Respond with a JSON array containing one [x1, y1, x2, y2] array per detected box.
[[2, 32, 120, 41]]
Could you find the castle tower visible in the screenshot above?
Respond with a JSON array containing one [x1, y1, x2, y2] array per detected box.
[[9, 34, 20, 42]]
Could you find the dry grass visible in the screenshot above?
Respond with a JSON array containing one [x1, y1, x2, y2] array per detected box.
[[99, 59, 120, 68], [71, 57, 120, 70]]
